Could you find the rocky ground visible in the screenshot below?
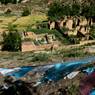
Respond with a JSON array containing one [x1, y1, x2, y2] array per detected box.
[[0, 70, 87, 95], [23, 71, 83, 95], [0, 68, 84, 95]]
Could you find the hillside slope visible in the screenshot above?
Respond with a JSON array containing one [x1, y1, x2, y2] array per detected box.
[[0, 0, 94, 13]]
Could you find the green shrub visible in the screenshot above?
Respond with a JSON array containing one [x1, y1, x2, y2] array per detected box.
[[54, 29, 71, 44], [6, 23, 17, 32], [71, 3, 81, 16], [22, 7, 31, 16], [28, 28, 53, 34], [48, 1, 81, 20], [32, 53, 49, 62], [48, 1, 95, 20], [48, 1, 64, 21], [67, 84, 79, 95], [90, 24, 95, 38], [2, 31, 22, 52]]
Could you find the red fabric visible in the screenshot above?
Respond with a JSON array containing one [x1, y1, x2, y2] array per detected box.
[[79, 73, 95, 95]]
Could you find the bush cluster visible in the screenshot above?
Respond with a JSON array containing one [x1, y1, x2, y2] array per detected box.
[[22, 7, 31, 16], [48, 1, 95, 21], [32, 53, 50, 62], [2, 31, 22, 52]]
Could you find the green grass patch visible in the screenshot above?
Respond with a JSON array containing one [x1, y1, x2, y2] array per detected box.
[[13, 15, 47, 28], [32, 53, 50, 62], [28, 28, 54, 34]]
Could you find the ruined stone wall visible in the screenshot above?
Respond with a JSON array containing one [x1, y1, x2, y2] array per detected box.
[[49, 16, 93, 40]]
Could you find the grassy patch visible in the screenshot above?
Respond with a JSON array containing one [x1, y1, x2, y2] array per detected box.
[[32, 53, 50, 62], [28, 28, 54, 34], [0, 14, 47, 31], [13, 15, 47, 29], [0, 16, 16, 29]]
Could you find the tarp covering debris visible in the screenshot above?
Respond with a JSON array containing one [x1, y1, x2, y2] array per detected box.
[[64, 71, 80, 79], [81, 67, 95, 75], [0, 56, 95, 86], [38, 56, 95, 83], [0, 56, 95, 95]]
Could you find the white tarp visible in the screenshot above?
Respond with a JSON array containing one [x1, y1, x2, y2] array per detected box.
[[64, 71, 80, 79]]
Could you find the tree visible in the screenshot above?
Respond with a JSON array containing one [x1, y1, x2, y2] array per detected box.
[[81, 4, 90, 18], [71, 3, 81, 16], [81, 3, 95, 18], [62, 4, 71, 16], [2, 31, 22, 52], [47, 1, 64, 21], [88, 4, 95, 19], [81, 3, 95, 26], [47, 1, 80, 20]]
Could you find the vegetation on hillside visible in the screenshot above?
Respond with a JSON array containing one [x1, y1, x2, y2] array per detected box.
[[2, 31, 22, 52], [22, 7, 31, 17], [0, 0, 22, 4], [48, 1, 95, 21], [0, 0, 94, 51]]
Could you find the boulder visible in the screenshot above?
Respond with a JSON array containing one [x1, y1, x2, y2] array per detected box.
[[49, 21, 55, 30], [79, 18, 88, 26], [59, 18, 67, 28], [79, 26, 90, 35], [65, 18, 73, 30]]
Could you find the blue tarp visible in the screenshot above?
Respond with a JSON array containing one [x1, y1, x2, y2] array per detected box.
[[7, 66, 33, 78], [39, 56, 95, 83], [82, 67, 95, 75], [90, 90, 95, 95]]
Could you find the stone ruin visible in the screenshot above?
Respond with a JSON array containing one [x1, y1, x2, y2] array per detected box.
[[21, 31, 58, 52], [48, 16, 94, 41]]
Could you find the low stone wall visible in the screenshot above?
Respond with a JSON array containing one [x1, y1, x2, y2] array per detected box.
[[59, 40, 95, 50], [80, 40, 95, 45], [84, 46, 95, 53], [22, 42, 59, 52]]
